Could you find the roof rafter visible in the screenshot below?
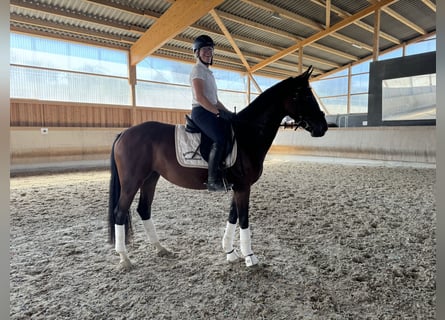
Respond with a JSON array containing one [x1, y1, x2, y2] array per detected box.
[[250, 0, 399, 73], [215, 9, 359, 60], [186, 25, 341, 68], [210, 9, 251, 71], [367, 0, 426, 35], [85, 0, 162, 20], [241, 0, 373, 52], [241, 0, 324, 30], [11, 0, 147, 33], [310, 0, 400, 44], [16, 0, 344, 68], [85, 0, 348, 69], [421, 0, 436, 12], [9, 0, 435, 80], [130, 0, 224, 65], [10, 13, 137, 44]]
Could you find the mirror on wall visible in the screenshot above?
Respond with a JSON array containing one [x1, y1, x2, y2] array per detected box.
[[382, 74, 436, 121]]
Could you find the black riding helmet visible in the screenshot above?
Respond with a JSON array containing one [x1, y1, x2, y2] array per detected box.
[[192, 35, 215, 53], [193, 35, 215, 65]]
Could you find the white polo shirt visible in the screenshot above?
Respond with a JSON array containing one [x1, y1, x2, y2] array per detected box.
[[190, 60, 218, 107]]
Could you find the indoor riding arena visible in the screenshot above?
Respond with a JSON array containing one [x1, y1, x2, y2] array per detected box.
[[10, 1, 437, 319]]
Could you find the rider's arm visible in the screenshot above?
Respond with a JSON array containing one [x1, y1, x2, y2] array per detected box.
[[192, 78, 219, 115]]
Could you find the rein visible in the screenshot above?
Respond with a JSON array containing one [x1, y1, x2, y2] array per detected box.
[[281, 118, 312, 131]]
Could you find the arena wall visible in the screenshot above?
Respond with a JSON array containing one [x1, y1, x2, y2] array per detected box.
[[270, 126, 436, 164], [10, 125, 436, 174]]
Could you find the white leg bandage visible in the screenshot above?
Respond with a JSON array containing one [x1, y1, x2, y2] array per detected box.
[[142, 218, 159, 244], [240, 227, 254, 257], [222, 222, 237, 253], [115, 224, 126, 253]]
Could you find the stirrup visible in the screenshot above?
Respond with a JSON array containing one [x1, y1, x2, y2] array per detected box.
[[222, 177, 233, 191], [206, 177, 232, 192], [206, 180, 226, 192]]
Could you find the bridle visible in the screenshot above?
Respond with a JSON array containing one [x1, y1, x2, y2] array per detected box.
[[289, 87, 325, 132]]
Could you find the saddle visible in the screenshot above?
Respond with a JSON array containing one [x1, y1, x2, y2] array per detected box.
[[174, 115, 236, 169]]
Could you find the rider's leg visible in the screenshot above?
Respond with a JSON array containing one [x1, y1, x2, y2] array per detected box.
[[207, 142, 225, 191]]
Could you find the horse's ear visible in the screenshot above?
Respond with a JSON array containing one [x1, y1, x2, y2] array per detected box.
[[303, 65, 313, 79]]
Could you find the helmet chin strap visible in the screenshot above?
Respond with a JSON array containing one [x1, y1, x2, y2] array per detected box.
[[197, 50, 213, 66], [198, 56, 213, 66]]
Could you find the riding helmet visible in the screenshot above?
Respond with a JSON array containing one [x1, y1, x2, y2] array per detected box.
[[193, 35, 215, 52]]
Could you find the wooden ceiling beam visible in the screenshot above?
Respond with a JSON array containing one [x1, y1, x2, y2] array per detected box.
[[215, 10, 359, 61], [250, 0, 399, 73], [214, 9, 296, 41], [10, 24, 129, 50], [383, 6, 425, 35], [85, 0, 161, 20], [329, 33, 373, 52], [10, 13, 137, 44], [187, 25, 341, 68], [310, 43, 358, 61], [421, 0, 436, 12], [209, 9, 262, 92], [89, 0, 356, 66], [11, 0, 148, 33], [130, 0, 224, 66], [310, 0, 400, 44], [241, 0, 324, 30], [367, 0, 426, 35], [325, 0, 331, 28], [210, 9, 252, 72], [241, 0, 372, 52], [13, 0, 342, 72]]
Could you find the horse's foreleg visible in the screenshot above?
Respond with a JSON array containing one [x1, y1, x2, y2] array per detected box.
[[240, 227, 258, 267], [222, 199, 241, 262], [142, 218, 170, 256], [234, 187, 259, 267]]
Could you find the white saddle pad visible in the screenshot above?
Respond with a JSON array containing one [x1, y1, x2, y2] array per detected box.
[[175, 125, 237, 169]]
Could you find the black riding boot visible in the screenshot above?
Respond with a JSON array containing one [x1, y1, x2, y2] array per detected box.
[[207, 142, 226, 192]]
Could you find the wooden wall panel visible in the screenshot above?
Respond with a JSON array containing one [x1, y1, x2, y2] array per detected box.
[[10, 100, 43, 126], [11, 99, 189, 128], [134, 107, 189, 126]]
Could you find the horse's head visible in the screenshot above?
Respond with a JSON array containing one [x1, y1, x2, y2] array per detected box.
[[283, 66, 328, 137]]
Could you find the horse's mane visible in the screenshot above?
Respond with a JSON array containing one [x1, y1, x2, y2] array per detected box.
[[236, 76, 297, 121], [231, 75, 303, 150]]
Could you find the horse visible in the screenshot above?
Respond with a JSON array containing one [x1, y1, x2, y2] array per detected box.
[[108, 66, 328, 270]]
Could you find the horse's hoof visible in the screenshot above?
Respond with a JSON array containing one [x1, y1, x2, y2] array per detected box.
[[119, 258, 133, 271], [245, 254, 259, 267], [156, 247, 175, 258], [226, 249, 242, 263]]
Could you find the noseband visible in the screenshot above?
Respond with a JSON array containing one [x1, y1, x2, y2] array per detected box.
[[293, 109, 325, 131]]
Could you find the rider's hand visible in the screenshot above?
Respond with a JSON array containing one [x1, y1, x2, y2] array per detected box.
[[217, 109, 235, 121]]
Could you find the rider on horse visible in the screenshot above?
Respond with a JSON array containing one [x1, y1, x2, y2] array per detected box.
[[189, 35, 234, 191]]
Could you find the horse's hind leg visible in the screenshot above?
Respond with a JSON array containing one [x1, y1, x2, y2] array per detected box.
[[114, 191, 138, 270], [137, 172, 171, 257]]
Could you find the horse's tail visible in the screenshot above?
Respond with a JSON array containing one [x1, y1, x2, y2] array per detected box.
[[108, 132, 132, 245]]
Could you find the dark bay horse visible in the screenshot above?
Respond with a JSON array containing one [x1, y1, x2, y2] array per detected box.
[[108, 66, 328, 269]]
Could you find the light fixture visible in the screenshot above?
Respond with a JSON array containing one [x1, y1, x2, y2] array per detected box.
[[271, 12, 281, 20], [351, 43, 362, 49]]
